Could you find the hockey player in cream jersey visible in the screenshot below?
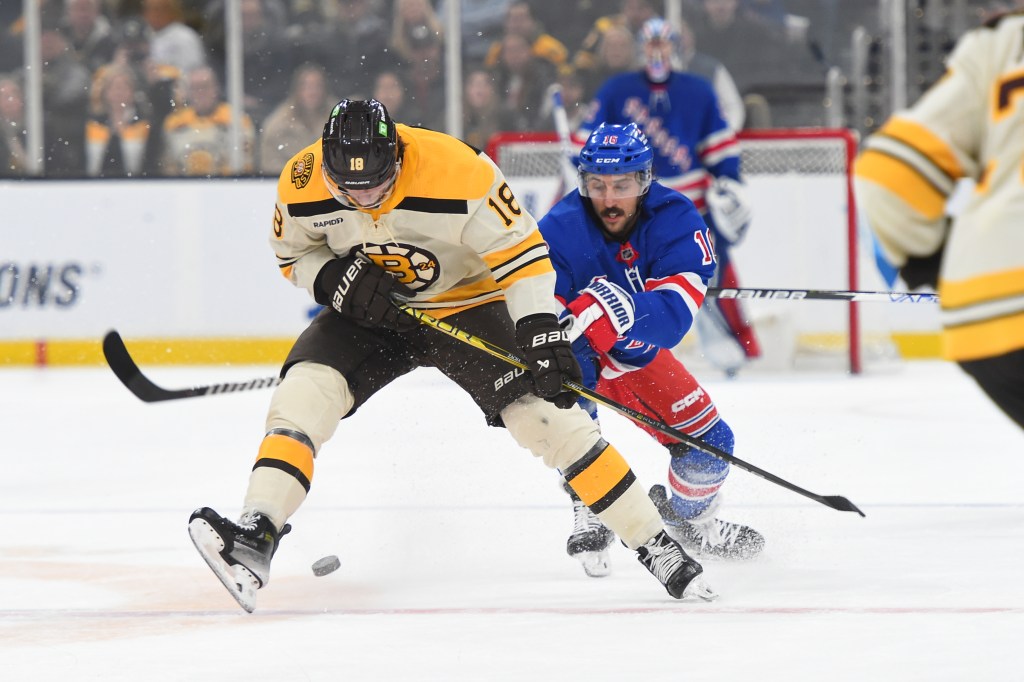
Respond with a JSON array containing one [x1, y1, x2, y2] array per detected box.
[[187, 99, 717, 611], [855, 11, 1024, 429]]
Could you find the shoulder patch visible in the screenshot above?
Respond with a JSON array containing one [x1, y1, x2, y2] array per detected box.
[[291, 152, 315, 189]]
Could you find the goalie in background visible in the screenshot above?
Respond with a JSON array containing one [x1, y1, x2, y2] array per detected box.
[[854, 10, 1024, 430], [540, 122, 765, 578], [576, 17, 759, 377], [186, 98, 718, 612]]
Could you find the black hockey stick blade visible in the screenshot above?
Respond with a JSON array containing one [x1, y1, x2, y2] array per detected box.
[[102, 330, 280, 403], [822, 495, 866, 517]]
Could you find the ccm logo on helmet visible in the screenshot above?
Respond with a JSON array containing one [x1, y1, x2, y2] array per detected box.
[[595, 158, 619, 163]]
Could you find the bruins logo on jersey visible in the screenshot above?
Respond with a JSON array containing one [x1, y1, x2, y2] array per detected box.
[[361, 243, 441, 291], [291, 152, 314, 189]]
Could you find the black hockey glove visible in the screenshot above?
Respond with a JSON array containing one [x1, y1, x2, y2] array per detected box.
[[515, 313, 583, 409], [900, 250, 943, 290], [314, 255, 419, 331]]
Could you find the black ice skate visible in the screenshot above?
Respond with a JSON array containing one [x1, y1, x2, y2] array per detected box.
[[567, 497, 616, 578], [188, 507, 290, 613], [650, 485, 765, 560], [635, 530, 717, 601]]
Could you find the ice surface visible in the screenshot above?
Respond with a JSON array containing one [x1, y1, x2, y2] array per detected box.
[[1, 361, 1021, 681]]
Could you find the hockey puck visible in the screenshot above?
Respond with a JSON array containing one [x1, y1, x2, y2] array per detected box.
[[311, 555, 341, 577]]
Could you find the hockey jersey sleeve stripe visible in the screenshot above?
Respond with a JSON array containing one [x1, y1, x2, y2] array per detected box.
[[645, 273, 707, 316], [854, 148, 949, 220], [944, 309, 1024, 360], [483, 232, 552, 276], [864, 135, 958, 196], [697, 132, 739, 167], [942, 266, 1024, 308], [876, 117, 966, 181]]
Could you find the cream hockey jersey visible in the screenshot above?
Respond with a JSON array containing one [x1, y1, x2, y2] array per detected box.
[[270, 125, 557, 323], [854, 11, 1024, 362]]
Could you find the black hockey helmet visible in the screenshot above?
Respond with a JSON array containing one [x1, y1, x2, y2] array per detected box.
[[321, 99, 399, 192]]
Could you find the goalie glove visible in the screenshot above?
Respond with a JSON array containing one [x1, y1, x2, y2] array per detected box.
[[706, 176, 752, 244], [566, 277, 636, 353]]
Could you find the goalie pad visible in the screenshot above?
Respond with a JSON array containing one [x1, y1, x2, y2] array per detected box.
[[705, 177, 752, 244]]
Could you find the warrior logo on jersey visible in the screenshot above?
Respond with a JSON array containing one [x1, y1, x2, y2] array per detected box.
[[360, 242, 441, 291], [292, 152, 314, 189]]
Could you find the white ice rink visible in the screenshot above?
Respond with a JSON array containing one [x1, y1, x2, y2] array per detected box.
[[1, 359, 1022, 681]]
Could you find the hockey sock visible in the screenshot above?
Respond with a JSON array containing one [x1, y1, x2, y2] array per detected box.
[[563, 439, 662, 549], [243, 428, 314, 531], [667, 420, 734, 520]]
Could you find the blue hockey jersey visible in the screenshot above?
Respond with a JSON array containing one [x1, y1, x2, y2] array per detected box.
[[579, 71, 740, 213], [540, 183, 715, 376]]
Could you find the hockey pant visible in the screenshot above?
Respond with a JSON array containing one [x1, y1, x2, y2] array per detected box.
[[597, 349, 735, 520], [240, 302, 664, 549], [696, 245, 761, 373]]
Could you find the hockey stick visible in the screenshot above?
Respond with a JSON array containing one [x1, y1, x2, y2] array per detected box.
[[397, 304, 865, 517], [709, 287, 939, 304], [102, 330, 281, 402], [550, 84, 578, 194]]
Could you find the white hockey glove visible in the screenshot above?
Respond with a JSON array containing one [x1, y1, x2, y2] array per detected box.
[[706, 176, 752, 245], [566, 278, 636, 353]]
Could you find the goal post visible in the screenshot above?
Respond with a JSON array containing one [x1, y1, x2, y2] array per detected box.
[[486, 128, 884, 374]]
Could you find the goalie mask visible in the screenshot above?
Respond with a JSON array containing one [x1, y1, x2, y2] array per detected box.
[[322, 99, 401, 209], [577, 122, 654, 200]]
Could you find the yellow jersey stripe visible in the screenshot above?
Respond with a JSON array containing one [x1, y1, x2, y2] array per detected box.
[[855, 148, 948, 220], [942, 267, 1024, 308], [879, 117, 965, 181], [944, 309, 1024, 360]]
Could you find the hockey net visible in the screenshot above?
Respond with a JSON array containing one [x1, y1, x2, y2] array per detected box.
[[486, 128, 899, 374]]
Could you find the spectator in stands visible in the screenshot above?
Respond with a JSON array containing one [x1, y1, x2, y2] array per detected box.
[[397, 20, 446, 131], [162, 65, 253, 175], [389, 0, 444, 67], [578, 22, 635, 99], [573, 0, 657, 74], [462, 68, 515, 150], [235, 0, 293, 126], [489, 31, 558, 131], [684, 0, 819, 94], [527, 0, 618, 56], [63, 0, 118, 74], [105, 17, 180, 165], [371, 69, 406, 122], [436, 0, 511, 66], [540, 65, 589, 130], [484, 1, 568, 71], [0, 75, 28, 176], [85, 64, 158, 176], [676, 14, 745, 130], [259, 63, 331, 174], [41, 18, 90, 176], [307, 0, 390, 99], [142, 0, 205, 73]]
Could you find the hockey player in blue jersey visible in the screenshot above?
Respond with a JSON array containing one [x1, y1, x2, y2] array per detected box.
[[542, 121, 764, 577], [577, 17, 759, 376]]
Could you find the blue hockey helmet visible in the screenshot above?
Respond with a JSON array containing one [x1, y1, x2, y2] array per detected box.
[[577, 122, 653, 198]]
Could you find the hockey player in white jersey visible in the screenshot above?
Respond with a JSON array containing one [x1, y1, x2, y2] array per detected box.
[[854, 10, 1024, 429], [186, 99, 717, 611]]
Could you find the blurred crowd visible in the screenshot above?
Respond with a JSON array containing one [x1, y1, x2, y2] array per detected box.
[[0, 0, 1016, 178]]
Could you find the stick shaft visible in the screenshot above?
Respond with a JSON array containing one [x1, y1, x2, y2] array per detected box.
[[398, 305, 864, 516], [709, 287, 939, 303]]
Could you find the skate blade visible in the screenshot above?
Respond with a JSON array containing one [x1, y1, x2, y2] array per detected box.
[[683, 574, 719, 602], [188, 518, 260, 613], [574, 549, 611, 578]]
